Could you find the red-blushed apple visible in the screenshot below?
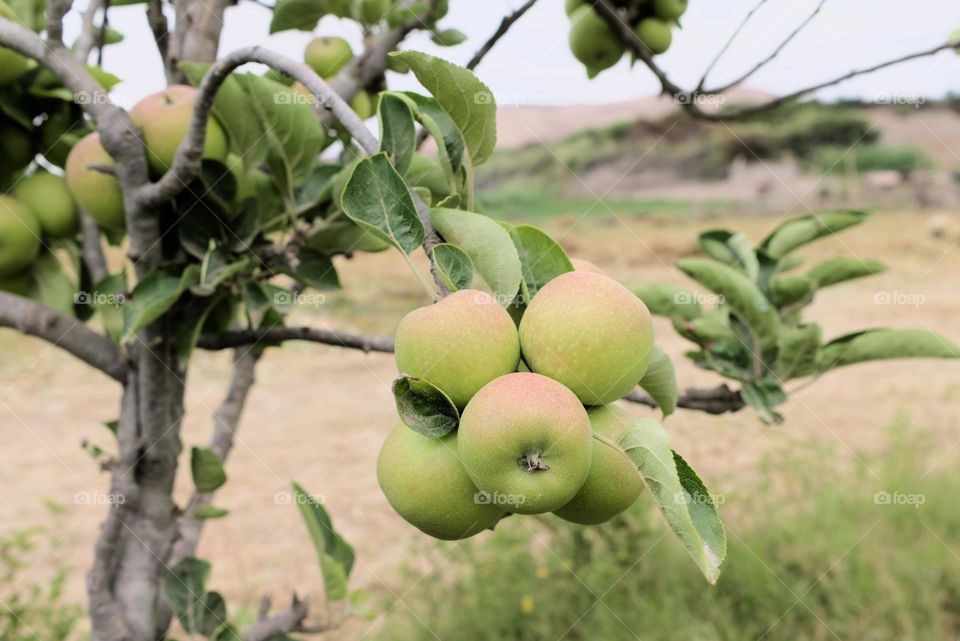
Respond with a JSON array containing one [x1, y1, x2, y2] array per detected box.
[[65, 132, 125, 229]]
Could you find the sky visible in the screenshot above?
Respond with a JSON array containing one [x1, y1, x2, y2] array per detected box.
[[61, 0, 960, 108]]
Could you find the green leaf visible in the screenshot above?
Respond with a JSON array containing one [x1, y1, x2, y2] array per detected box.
[[392, 51, 497, 164], [278, 248, 341, 290], [378, 92, 416, 175], [122, 265, 200, 342], [631, 282, 702, 321], [429, 208, 521, 304], [90, 272, 128, 343], [401, 92, 465, 177], [194, 505, 230, 520], [677, 258, 780, 349], [769, 274, 815, 309], [619, 419, 726, 584], [270, 0, 325, 32], [392, 376, 460, 438], [504, 223, 574, 303], [176, 294, 227, 364], [776, 323, 821, 380], [638, 346, 678, 418], [431, 243, 473, 291], [740, 380, 786, 424], [26, 251, 76, 316], [430, 28, 467, 46], [807, 257, 886, 288], [759, 210, 870, 259], [816, 328, 960, 372], [291, 482, 355, 601], [163, 557, 226, 635], [341, 152, 424, 254], [197, 245, 255, 296], [191, 447, 227, 493], [212, 624, 244, 641], [698, 229, 759, 281]]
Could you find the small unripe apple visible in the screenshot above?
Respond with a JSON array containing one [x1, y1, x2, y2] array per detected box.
[[0, 122, 35, 174], [304, 37, 354, 77], [554, 434, 643, 525], [354, 0, 391, 25], [130, 85, 229, 175], [0, 270, 32, 297], [395, 289, 520, 408], [377, 423, 504, 540], [634, 18, 672, 55], [587, 403, 636, 442], [564, 0, 584, 17], [15, 171, 78, 239], [0, 196, 42, 278], [0, 48, 29, 86], [65, 132, 126, 229], [570, 258, 604, 274], [519, 271, 654, 405], [568, 5, 625, 74], [458, 372, 593, 515], [653, 0, 687, 21]]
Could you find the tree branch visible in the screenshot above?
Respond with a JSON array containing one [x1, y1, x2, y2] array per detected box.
[[592, 0, 955, 121], [80, 211, 110, 284], [146, 0, 172, 82], [624, 384, 745, 414], [171, 349, 259, 565], [465, 0, 538, 71], [197, 325, 395, 353], [73, 0, 103, 61], [244, 594, 312, 641], [695, 0, 769, 92], [704, 0, 827, 95], [0, 292, 127, 382]]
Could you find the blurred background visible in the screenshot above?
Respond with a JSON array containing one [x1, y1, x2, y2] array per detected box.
[[3, 1, 960, 640]]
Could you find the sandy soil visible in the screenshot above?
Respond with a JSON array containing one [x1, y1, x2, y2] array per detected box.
[[1, 210, 958, 636]]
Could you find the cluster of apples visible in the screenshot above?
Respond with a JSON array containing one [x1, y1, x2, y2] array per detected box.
[[378, 264, 655, 540], [64, 85, 230, 231], [566, 0, 687, 78], [0, 173, 78, 295]]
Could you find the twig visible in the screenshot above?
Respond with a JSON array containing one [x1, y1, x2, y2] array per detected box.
[[244, 594, 311, 641], [466, 0, 539, 71], [625, 384, 745, 414], [696, 0, 769, 92], [74, 0, 103, 61], [0, 292, 127, 381], [146, 0, 171, 80], [80, 211, 109, 284], [197, 326, 396, 353], [705, 0, 827, 95]]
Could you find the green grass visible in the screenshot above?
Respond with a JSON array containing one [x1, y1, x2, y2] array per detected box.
[[478, 187, 723, 221], [375, 420, 960, 641]]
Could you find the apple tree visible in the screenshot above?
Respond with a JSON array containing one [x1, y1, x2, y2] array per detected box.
[[0, 1, 957, 640]]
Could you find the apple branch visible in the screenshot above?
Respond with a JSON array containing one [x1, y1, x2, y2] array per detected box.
[[465, 0, 539, 71], [592, 0, 956, 121], [197, 325, 396, 353], [244, 594, 315, 641], [0, 292, 127, 382], [80, 212, 110, 284], [625, 384, 744, 415], [73, 0, 103, 61]]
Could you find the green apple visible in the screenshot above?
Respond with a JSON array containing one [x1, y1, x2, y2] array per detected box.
[[653, 0, 687, 21], [587, 403, 636, 441], [65, 132, 126, 229], [405, 153, 452, 201], [304, 37, 354, 77], [570, 258, 604, 274], [377, 423, 505, 540], [130, 84, 229, 175], [519, 271, 654, 406], [0, 196, 42, 278], [564, 0, 585, 17], [0, 270, 32, 297], [0, 122, 35, 175], [354, 0, 391, 25], [351, 89, 376, 120], [457, 372, 593, 515], [15, 171, 78, 239], [0, 48, 29, 86], [395, 289, 520, 408], [568, 5, 625, 74], [634, 18, 672, 55], [554, 434, 643, 524]]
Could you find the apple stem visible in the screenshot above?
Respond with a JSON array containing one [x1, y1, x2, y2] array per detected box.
[[518, 451, 550, 473]]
